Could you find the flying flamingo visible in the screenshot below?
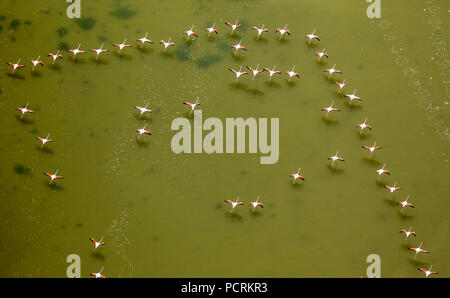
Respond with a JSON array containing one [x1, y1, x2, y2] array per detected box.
[[384, 182, 401, 193], [275, 24, 290, 40], [36, 133, 54, 149], [90, 43, 109, 60], [328, 150, 344, 166], [137, 32, 153, 48], [89, 237, 105, 249], [290, 168, 305, 184], [263, 65, 281, 80], [7, 59, 25, 74], [361, 142, 382, 156], [398, 195, 414, 211], [252, 24, 268, 40], [345, 89, 362, 104], [30, 56, 44, 71], [229, 66, 248, 81], [286, 66, 300, 81], [333, 79, 349, 93], [376, 163, 390, 176], [68, 44, 86, 60], [206, 24, 218, 37], [409, 242, 429, 258], [315, 48, 328, 61], [357, 118, 372, 134], [249, 195, 264, 213], [90, 267, 105, 278], [135, 104, 152, 118], [306, 29, 320, 45], [224, 197, 244, 213], [136, 124, 151, 139], [246, 64, 263, 80], [183, 97, 200, 115], [48, 51, 62, 64], [43, 169, 63, 185], [418, 265, 438, 277], [400, 227, 416, 239], [321, 101, 340, 117], [113, 39, 133, 53], [224, 20, 241, 35], [160, 38, 175, 51], [184, 25, 199, 40], [16, 103, 33, 119], [324, 64, 342, 78], [231, 39, 247, 54]]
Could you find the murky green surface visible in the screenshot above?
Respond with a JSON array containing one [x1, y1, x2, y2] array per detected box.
[[0, 0, 448, 277]]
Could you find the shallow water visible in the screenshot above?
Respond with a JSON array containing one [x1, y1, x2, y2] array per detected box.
[[0, 0, 448, 277]]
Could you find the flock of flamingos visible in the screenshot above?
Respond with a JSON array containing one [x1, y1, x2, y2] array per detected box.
[[7, 20, 439, 278]]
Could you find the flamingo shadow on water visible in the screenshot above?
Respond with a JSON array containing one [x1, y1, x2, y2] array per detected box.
[[15, 114, 34, 125], [321, 116, 339, 125], [229, 81, 248, 91], [224, 212, 243, 222], [362, 157, 381, 166], [91, 251, 106, 261], [7, 73, 25, 80], [264, 80, 281, 89], [327, 164, 344, 174]]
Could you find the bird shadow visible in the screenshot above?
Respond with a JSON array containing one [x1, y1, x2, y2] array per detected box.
[[224, 212, 243, 222], [31, 71, 43, 77], [276, 37, 290, 43], [286, 79, 298, 87], [249, 209, 263, 217], [321, 116, 339, 125], [15, 115, 34, 125], [37, 146, 54, 154], [229, 82, 248, 91], [228, 33, 242, 39], [48, 64, 63, 71], [231, 53, 246, 62], [375, 179, 386, 187], [254, 36, 268, 44], [136, 46, 154, 54], [134, 114, 152, 122], [396, 209, 415, 221], [327, 164, 345, 174], [70, 58, 87, 64], [46, 182, 64, 191], [264, 80, 281, 89], [246, 87, 264, 97], [160, 51, 174, 59], [290, 181, 304, 188], [407, 258, 428, 267], [136, 137, 150, 147], [346, 102, 362, 110], [90, 57, 110, 65], [113, 52, 133, 60], [7, 73, 25, 80], [91, 251, 106, 261], [362, 157, 381, 166], [357, 131, 371, 139]]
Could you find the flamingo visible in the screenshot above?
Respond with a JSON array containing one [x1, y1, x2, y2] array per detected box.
[[321, 101, 340, 117], [224, 20, 242, 35], [229, 66, 248, 81], [315, 49, 328, 62], [231, 39, 247, 54], [30, 56, 44, 71], [398, 195, 415, 211], [384, 182, 401, 193], [263, 65, 281, 80], [290, 168, 305, 184], [68, 44, 86, 60], [89, 237, 105, 249], [400, 227, 416, 239], [136, 124, 151, 139], [90, 267, 105, 278], [418, 265, 438, 277], [7, 59, 25, 74], [286, 66, 300, 81], [184, 25, 199, 40], [90, 43, 108, 60], [224, 197, 244, 213], [43, 169, 63, 185], [48, 51, 62, 64], [357, 118, 372, 134], [206, 24, 218, 37], [246, 64, 263, 80], [183, 97, 200, 115], [333, 79, 349, 93], [324, 64, 342, 78], [275, 24, 290, 40], [345, 89, 362, 104], [250, 195, 264, 213], [306, 29, 320, 45], [137, 32, 153, 48], [409, 242, 429, 258], [36, 134, 54, 149], [376, 163, 390, 176], [328, 150, 344, 166], [16, 103, 33, 119], [252, 24, 268, 40], [135, 104, 152, 118], [361, 142, 382, 155], [113, 39, 133, 53], [160, 38, 175, 51]]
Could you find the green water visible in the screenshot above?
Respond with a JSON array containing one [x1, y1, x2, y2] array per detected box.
[[0, 0, 448, 277]]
